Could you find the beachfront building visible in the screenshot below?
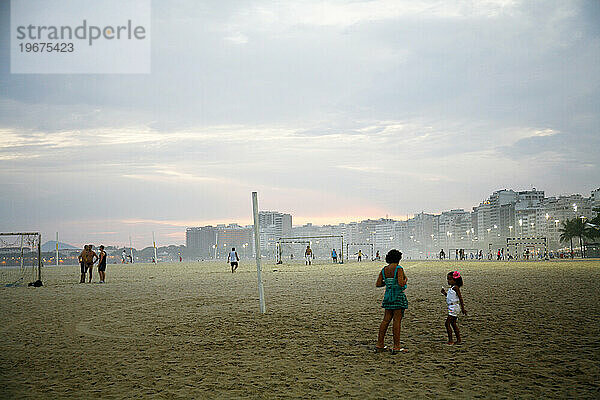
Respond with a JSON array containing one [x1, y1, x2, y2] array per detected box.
[[438, 209, 474, 253], [539, 194, 595, 250], [185, 226, 217, 259], [591, 188, 600, 210], [259, 211, 292, 256], [215, 224, 254, 259]]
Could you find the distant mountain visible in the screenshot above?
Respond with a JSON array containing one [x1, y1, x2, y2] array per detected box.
[[42, 241, 78, 252]]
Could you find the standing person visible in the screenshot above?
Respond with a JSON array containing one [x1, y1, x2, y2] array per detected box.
[[122, 249, 127, 264], [375, 250, 380, 261], [331, 249, 337, 263], [97, 245, 107, 283], [227, 247, 239, 273], [441, 271, 467, 345], [78, 245, 89, 283], [375, 249, 408, 354], [357, 249, 363, 262], [82, 245, 98, 283], [304, 245, 313, 265]]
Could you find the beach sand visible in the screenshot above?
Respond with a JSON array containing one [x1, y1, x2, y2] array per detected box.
[[1, 259, 599, 398]]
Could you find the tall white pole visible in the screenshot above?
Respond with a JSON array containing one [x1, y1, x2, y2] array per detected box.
[[129, 236, 134, 264], [20, 235, 24, 271], [252, 192, 266, 314], [56, 232, 59, 267], [214, 231, 218, 259], [152, 231, 158, 263]]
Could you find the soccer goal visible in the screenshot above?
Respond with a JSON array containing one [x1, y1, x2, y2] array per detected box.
[[0, 232, 43, 287], [346, 243, 374, 261], [506, 237, 548, 260], [276, 235, 344, 264]]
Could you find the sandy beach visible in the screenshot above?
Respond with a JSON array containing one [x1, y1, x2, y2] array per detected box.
[[1, 259, 599, 398]]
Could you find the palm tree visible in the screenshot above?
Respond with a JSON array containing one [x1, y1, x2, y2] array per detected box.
[[571, 218, 592, 258], [561, 217, 594, 258], [559, 219, 576, 257]]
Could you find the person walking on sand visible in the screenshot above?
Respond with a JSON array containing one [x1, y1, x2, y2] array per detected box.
[[305, 245, 313, 265], [227, 247, 239, 273], [375, 249, 408, 354], [97, 245, 107, 283], [441, 271, 467, 345]]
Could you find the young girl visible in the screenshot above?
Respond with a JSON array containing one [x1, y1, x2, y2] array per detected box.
[[441, 271, 467, 344], [375, 249, 408, 354]]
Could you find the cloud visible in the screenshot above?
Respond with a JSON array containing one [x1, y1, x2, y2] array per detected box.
[[0, 0, 598, 245]]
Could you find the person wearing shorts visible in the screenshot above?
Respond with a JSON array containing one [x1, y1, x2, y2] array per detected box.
[[78, 245, 89, 283], [305, 245, 313, 265], [227, 247, 239, 273], [97, 245, 107, 283], [84, 244, 98, 283]]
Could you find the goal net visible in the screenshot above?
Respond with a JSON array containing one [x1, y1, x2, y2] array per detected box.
[[0, 232, 42, 287], [276, 236, 344, 264]]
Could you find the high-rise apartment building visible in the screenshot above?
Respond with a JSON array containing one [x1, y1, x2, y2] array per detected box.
[[185, 226, 217, 259]]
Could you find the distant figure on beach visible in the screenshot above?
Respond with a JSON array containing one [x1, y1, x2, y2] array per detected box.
[[441, 271, 467, 345], [80, 245, 98, 283], [122, 249, 127, 264], [357, 249, 363, 262], [305, 245, 313, 265], [78, 245, 88, 283], [375, 249, 407, 354], [331, 249, 337, 263], [375, 250, 380, 261], [97, 245, 107, 283], [228, 247, 239, 273], [439, 249, 445, 260]]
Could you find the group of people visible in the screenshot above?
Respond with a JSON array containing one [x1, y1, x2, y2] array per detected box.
[[375, 249, 467, 354], [78, 245, 107, 283], [439, 248, 484, 260]]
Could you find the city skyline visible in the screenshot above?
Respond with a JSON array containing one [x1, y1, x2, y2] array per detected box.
[[1, 185, 598, 250]]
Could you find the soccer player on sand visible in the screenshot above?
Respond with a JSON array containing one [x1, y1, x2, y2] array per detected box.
[[305, 245, 313, 265], [441, 271, 467, 345], [227, 247, 239, 273], [375, 249, 408, 354], [97, 245, 107, 283]]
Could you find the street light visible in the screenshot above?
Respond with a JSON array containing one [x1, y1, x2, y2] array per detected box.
[[519, 219, 523, 237]]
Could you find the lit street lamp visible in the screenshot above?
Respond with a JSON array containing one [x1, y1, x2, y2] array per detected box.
[[519, 219, 523, 237]]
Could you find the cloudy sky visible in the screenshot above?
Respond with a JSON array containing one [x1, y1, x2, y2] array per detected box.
[[1, 0, 599, 247]]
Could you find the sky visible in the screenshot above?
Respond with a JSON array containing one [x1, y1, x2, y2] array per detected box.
[[1, 0, 599, 247]]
